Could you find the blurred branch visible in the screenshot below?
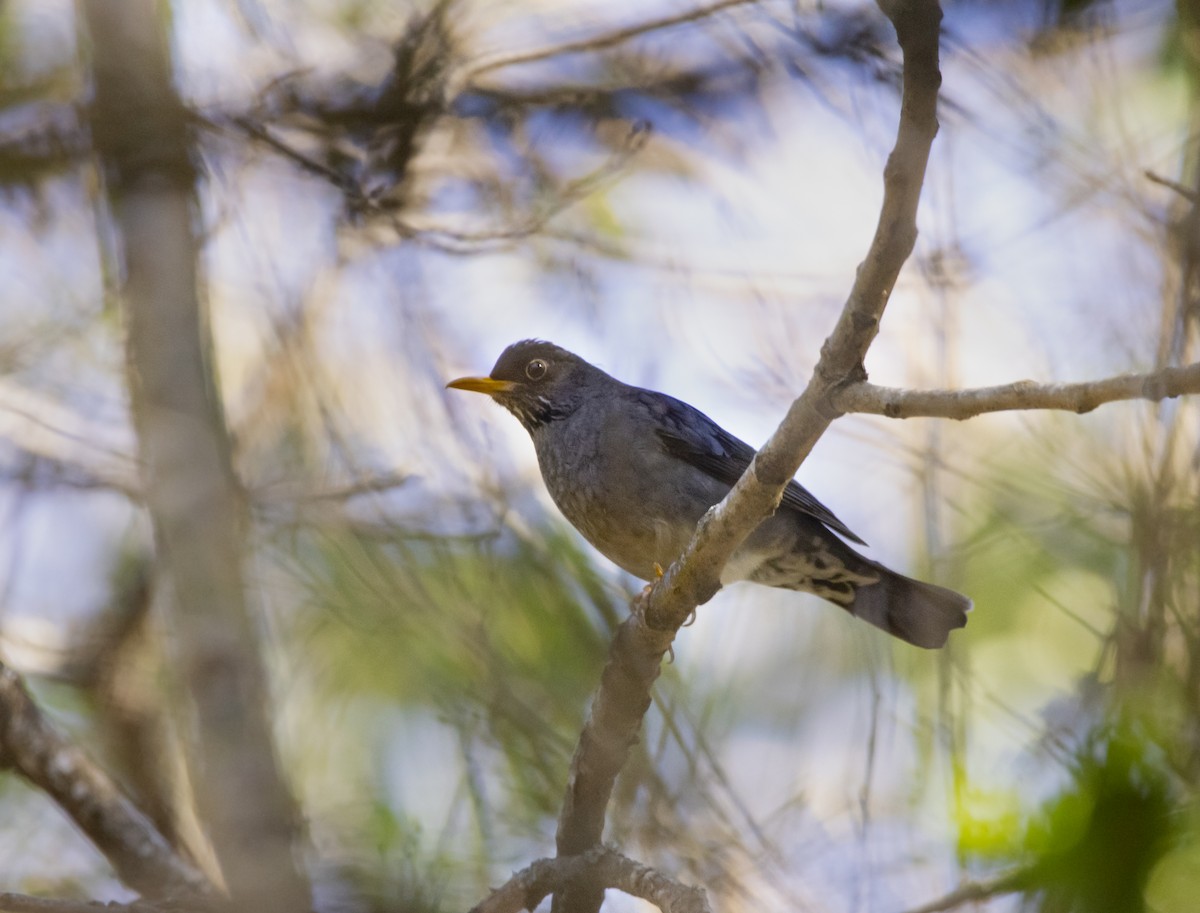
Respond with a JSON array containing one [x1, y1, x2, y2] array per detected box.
[[1145, 169, 1198, 203], [895, 868, 1027, 913], [0, 99, 87, 188], [0, 380, 139, 496], [0, 662, 211, 900], [83, 3, 309, 911], [253, 471, 412, 505], [217, 112, 648, 249], [470, 847, 712, 913], [454, 0, 759, 91], [389, 123, 649, 252], [0, 895, 164, 913], [833, 362, 1200, 419], [550, 1, 944, 910], [224, 114, 368, 204], [80, 561, 190, 854]]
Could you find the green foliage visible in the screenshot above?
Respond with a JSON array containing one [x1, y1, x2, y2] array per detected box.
[[328, 801, 449, 913], [1018, 723, 1178, 913], [1144, 806, 1200, 913], [296, 523, 610, 697], [946, 410, 1200, 913], [287, 520, 619, 822], [1161, 0, 1200, 85]]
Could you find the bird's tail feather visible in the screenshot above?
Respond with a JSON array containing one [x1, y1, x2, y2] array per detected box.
[[848, 563, 971, 649], [737, 515, 971, 648]]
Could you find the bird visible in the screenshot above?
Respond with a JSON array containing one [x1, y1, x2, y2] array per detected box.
[[447, 339, 970, 648]]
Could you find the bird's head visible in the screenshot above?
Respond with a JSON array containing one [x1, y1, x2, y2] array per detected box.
[[446, 339, 601, 431]]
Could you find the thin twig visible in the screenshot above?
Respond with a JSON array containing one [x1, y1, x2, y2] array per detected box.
[[454, 0, 760, 91], [833, 362, 1200, 419], [388, 122, 650, 253], [1145, 169, 1199, 202], [225, 114, 368, 204], [894, 868, 1027, 913], [253, 471, 412, 505], [0, 381, 139, 496]]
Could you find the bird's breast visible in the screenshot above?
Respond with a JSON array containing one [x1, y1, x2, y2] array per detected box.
[[530, 415, 709, 580]]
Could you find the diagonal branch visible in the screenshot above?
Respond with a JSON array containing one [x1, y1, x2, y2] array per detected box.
[[550, 1, 945, 910], [643, 0, 943, 628], [834, 362, 1200, 419], [0, 662, 211, 900]]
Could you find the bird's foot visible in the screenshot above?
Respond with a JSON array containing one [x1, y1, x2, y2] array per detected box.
[[636, 563, 666, 601], [681, 609, 697, 627]]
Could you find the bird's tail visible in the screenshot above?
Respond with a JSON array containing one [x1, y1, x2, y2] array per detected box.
[[847, 561, 971, 649]]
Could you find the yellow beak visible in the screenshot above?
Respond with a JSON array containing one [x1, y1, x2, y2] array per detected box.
[[445, 376, 517, 396]]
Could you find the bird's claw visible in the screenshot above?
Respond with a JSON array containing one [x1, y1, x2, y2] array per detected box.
[[681, 609, 697, 627]]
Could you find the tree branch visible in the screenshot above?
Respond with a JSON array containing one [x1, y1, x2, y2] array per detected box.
[[0, 897, 140, 913], [83, 4, 310, 911], [1145, 169, 1199, 203], [550, 2, 945, 911], [0, 379, 139, 496], [833, 362, 1200, 419], [894, 868, 1027, 913], [0, 894, 170, 913], [645, 0, 943, 628], [470, 848, 712, 913], [454, 0, 759, 91], [0, 662, 211, 900]]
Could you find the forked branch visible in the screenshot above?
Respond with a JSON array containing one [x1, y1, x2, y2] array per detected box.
[[545, 1, 947, 911], [471, 847, 711, 913]]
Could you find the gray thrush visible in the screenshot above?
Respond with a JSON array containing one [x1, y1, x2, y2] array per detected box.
[[448, 339, 970, 648]]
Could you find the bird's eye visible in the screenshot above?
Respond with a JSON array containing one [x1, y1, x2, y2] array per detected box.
[[525, 358, 548, 380]]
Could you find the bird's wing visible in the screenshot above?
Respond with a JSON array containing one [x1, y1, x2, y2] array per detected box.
[[637, 389, 868, 545]]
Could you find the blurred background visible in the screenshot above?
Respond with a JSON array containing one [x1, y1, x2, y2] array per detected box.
[[0, 0, 1197, 910]]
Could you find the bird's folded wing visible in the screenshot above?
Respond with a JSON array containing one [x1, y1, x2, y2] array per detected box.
[[641, 390, 868, 545]]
